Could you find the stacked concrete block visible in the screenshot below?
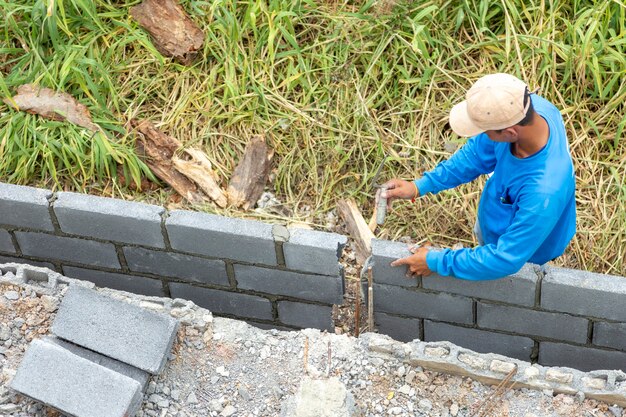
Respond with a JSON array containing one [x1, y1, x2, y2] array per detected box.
[[0, 183, 54, 230], [123, 246, 229, 287], [368, 238, 626, 372], [11, 284, 178, 417], [282, 228, 347, 276], [63, 266, 166, 297], [166, 210, 277, 265], [53, 192, 165, 247], [0, 229, 15, 253], [10, 339, 144, 417], [52, 285, 178, 374], [170, 282, 274, 321]]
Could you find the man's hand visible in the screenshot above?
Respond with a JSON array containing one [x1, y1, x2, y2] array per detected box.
[[378, 179, 419, 209], [390, 246, 432, 277]]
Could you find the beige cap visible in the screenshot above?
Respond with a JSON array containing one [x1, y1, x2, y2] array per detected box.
[[449, 73, 530, 137]]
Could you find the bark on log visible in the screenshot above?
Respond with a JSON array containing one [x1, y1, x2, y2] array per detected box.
[[227, 135, 274, 210], [336, 198, 376, 264], [131, 119, 206, 204], [172, 149, 227, 208], [130, 0, 204, 65]]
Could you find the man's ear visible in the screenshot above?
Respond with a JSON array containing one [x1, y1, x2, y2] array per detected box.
[[504, 126, 519, 138]]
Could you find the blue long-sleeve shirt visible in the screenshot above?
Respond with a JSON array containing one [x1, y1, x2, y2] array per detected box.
[[414, 95, 576, 280]]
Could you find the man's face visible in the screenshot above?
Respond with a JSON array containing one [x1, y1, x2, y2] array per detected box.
[[485, 128, 518, 143]]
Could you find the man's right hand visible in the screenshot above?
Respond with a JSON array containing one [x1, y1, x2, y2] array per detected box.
[[378, 179, 420, 209]]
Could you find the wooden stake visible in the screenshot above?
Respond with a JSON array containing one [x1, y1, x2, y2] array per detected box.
[[336, 199, 375, 264], [367, 266, 374, 332]]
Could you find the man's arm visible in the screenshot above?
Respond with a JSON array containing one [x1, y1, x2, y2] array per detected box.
[[423, 190, 565, 280], [415, 133, 497, 196]]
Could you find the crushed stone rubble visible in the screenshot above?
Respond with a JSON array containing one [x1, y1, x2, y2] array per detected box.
[[0, 265, 625, 417]]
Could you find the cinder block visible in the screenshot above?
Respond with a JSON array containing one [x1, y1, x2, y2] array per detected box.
[[123, 247, 229, 287], [375, 312, 421, 343], [166, 210, 276, 265], [54, 192, 165, 248], [0, 255, 55, 271], [373, 284, 473, 324], [63, 266, 165, 297], [169, 282, 273, 321], [541, 267, 626, 321], [10, 339, 142, 417], [277, 301, 333, 331], [282, 228, 347, 276], [424, 321, 534, 361], [593, 322, 626, 351], [477, 302, 588, 344], [0, 230, 15, 253], [15, 232, 120, 268], [235, 264, 343, 305], [423, 263, 538, 306], [45, 336, 149, 389], [51, 285, 178, 374], [0, 183, 54, 231], [370, 239, 417, 287], [539, 342, 626, 372]]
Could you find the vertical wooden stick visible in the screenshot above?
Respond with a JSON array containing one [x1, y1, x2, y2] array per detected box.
[[354, 269, 361, 337], [367, 266, 374, 332], [303, 336, 309, 375]]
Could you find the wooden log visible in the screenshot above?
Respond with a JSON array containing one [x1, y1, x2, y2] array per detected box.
[[227, 135, 274, 210], [131, 119, 206, 204], [336, 198, 375, 264], [172, 149, 227, 208], [130, 0, 204, 65]]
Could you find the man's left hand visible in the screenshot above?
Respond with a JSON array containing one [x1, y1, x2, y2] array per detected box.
[[390, 246, 433, 278]]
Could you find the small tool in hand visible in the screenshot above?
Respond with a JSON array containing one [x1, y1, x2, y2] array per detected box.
[[371, 155, 389, 225]]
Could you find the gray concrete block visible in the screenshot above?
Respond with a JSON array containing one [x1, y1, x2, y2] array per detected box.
[[63, 266, 165, 297], [277, 301, 333, 331], [54, 192, 165, 248], [283, 228, 347, 276], [166, 210, 277, 265], [539, 342, 626, 372], [477, 302, 588, 344], [370, 239, 417, 287], [0, 230, 15, 253], [541, 267, 626, 321], [51, 285, 178, 374], [423, 263, 538, 306], [0, 183, 54, 231], [375, 312, 421, 343], [593, 322, 626, 351], [123, 246, 229, 287], [170, 282, 273, 321], [373, 284, 473, 324], [235, 264, 343, 305], [0, 255, 55, 271], [10, 338, 142, 417], [424, 321, 534, 361], [15, 232, 120, 268], [45, 336, 149, 389]]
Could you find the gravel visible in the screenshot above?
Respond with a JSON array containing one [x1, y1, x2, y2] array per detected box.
[[0, 277, 625, 417]]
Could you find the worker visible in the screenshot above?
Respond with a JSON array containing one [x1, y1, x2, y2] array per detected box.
[[381, 73, 576, 280]]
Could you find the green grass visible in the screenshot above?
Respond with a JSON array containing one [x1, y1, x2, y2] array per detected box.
[[0, 0, 624, 275]]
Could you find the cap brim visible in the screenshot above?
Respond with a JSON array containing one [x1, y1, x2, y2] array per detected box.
[[449, 101, 484, 137]]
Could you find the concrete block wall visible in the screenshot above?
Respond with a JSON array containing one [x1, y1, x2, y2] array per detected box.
[[0, 182, 347, 331], [367, 239, 626, 373]]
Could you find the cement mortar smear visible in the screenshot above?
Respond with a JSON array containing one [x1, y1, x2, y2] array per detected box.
[[2, 262, 626, 412]]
